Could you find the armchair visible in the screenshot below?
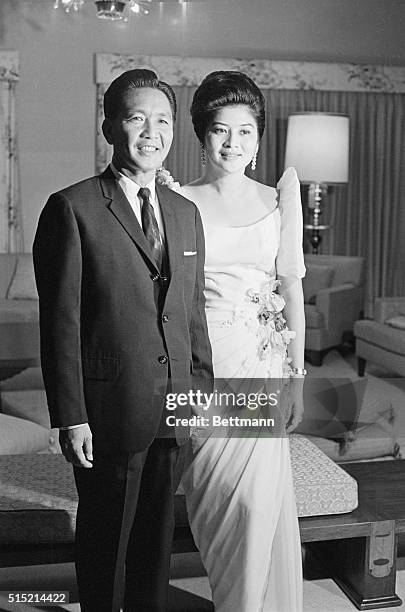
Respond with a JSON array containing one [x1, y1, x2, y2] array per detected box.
[[0, 253, 39, 378], [303, 255, 365, 366], [354, 297, 405, 377]]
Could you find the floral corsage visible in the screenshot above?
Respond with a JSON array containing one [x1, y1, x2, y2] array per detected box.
[[247, 278, 296, 374], [155, 167, 181, 193]]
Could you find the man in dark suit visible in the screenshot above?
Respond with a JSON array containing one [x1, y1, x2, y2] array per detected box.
[[33, 69, 212, 612]]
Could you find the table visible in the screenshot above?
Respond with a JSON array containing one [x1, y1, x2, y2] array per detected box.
[[300, 460, 405, 610]]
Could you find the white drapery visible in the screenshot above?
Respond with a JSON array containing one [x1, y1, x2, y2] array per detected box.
[[0, 51, 22, 252]]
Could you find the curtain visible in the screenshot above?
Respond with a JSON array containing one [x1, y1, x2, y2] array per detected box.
[[95, 83, 405, 314], [0, 53, 22, 253], [166, 87, 405, 315]]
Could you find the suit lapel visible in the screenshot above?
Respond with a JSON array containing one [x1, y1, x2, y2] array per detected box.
[[100, 168, 160, 272], [157, 183, 182, 276]]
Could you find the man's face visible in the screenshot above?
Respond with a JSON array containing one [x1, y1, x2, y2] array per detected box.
[[103, 87, 174, 178]]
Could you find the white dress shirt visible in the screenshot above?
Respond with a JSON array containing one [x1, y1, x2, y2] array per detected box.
[[110, 162, 165, 240], [60, 164, 165, 431]]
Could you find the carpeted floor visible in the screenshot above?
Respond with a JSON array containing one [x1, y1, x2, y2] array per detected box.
[[1, 554, 405, 611], [1, 350, 404, 611]]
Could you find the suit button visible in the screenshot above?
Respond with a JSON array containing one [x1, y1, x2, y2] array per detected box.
[[158, 355, 168, 364], [162, 314, 169, 323], [151, 274, 160, 282]]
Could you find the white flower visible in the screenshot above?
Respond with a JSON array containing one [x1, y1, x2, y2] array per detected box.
[[268, 293, 285, 312], [281, 329, 296, 344], [155, 167, 182, 193], [246, 282, 296, 367], [169, 181, 182, 193], [264, 278, 281, 293]]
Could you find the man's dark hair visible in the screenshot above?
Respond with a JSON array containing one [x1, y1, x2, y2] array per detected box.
[[103, 68, 177, 121]]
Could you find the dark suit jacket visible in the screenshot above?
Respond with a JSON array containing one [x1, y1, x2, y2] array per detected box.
[[33, 167, 213, 453]]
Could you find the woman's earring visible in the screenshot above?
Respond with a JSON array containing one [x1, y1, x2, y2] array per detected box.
[[200, 143, 206, 166], [251, 152, 257, 171]]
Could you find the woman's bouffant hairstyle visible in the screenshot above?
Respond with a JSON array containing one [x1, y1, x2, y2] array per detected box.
[[103, 68, 177, 121], [190, 71, 265, 143]]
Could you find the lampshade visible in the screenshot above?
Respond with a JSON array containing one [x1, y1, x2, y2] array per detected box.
[[284, 113, 349, 184]]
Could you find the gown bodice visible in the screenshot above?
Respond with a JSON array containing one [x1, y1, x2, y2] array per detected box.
[[190, 167, 306, 379], [203, 210, 280, 313], [200, 166, 305, 316]]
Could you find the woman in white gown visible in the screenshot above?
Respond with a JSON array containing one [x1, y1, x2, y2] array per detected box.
[[180, 71, 306, 611]]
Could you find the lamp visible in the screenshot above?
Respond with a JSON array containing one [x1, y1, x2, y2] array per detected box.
[[284, 112, 349, 254], [95, 1, 128, 19], [54, 0, 187, 20]]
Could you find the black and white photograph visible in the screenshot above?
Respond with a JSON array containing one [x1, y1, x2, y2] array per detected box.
[[0, 1, 405, 610]]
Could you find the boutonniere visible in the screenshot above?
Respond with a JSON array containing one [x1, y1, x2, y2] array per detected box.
[[155, 167, 181, 193]]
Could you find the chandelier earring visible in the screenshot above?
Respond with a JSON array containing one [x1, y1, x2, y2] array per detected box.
[[200, 143, 206, 166], [251, 151, 257, 171]]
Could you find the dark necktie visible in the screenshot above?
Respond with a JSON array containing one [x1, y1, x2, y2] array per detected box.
[[138, 187, 163, 269]]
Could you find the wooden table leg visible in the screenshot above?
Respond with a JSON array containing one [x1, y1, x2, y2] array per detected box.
[[308, 521, 402, 610]]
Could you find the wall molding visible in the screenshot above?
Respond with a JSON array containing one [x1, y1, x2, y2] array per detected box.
[[95, 53, 405, 93]]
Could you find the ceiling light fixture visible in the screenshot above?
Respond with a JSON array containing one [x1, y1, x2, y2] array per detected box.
[[53, 0, 84, 13], [53, 0, 187, 20], [95, 1, 128, 19]]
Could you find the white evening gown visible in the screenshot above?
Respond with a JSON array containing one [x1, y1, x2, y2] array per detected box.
[[181, 167, 306, 612]]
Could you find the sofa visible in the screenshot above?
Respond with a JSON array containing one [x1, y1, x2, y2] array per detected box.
[[354, 297, 405, 377], [303, 255, 366, 365], [0, 253, 39, 376]]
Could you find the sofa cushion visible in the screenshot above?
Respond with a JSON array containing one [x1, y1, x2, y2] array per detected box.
[[386, 315, 405, 330], [302, 264, 334, 304], [0, 414, 52, 455], [304, 304, 325, 329], [1, 390, 50, 428], [290, 434, 358, 516], [304, 255, 364, 287], [374, 298, 405, 323], [0, 367, 44, 392], [0, 454, 77, 544], [306, 409, 399, 463], [0, 254, 18, 297], [6, 254, 38, 300], [1, 391, 61, 454], [0, 298, 39, 323], [0, 441, 357, 550], [354, 320, 405, 355]]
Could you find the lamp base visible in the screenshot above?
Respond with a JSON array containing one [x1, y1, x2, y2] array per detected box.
[[305, 183, 330, 254], [304, 224, 330, 254]]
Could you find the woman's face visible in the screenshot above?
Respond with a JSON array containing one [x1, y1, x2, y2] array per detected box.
[[204, 104, 259, 174]]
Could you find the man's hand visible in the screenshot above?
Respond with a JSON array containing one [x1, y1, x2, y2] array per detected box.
[[59, 424, 93, 468]]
